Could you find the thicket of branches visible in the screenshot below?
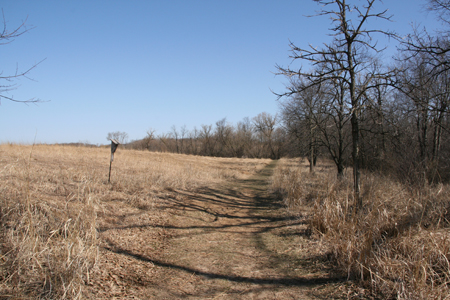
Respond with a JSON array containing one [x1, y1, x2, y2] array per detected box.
[[276, 0, 450, 187]]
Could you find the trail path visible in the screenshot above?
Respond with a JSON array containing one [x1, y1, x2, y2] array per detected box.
[[92, 161, 343, 299]]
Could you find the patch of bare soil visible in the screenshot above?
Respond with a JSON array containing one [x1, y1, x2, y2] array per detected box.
[[87, 161, 346, 299]]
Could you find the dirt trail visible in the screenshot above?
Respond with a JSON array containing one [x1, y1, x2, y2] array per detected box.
[[93, 161, 343, 299]]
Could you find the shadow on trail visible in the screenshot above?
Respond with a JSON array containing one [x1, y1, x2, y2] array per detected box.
[[100, 160, 342, 297], [99, 161, 289, 234], [103, 239, 343, 287], [159, 160, 283, 220]]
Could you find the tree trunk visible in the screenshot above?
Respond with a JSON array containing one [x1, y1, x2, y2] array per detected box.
[[347, 36, 361, 209], [309, 119, 315, 173], [432, 116, 442, 162], [377, 90, 386, 159], [351, 110, 361, 208]]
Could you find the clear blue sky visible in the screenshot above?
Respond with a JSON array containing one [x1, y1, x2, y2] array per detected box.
[[0, 0, 442, 145]]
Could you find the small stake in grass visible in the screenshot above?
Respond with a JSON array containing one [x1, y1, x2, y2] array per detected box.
[[108, 139, 120, 183]]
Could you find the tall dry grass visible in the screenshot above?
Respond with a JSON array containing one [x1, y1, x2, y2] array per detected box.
[[0, 144, 98, 299], [271, 158, 450, 299], [0, 144, 270, 299]]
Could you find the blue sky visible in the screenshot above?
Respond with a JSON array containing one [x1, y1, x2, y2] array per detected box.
[[0, 0, 442, 145]]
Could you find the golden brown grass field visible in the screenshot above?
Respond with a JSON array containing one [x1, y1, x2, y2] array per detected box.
[[1, 144, 449, 299], [0, 144, 287, 299]]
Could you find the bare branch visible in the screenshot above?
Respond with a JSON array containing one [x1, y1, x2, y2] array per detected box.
[[0, 12, 45, 104]]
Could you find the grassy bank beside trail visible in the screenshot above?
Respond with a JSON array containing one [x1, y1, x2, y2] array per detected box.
[[0, 144, 271, 299], [271, 158, 450, 299]]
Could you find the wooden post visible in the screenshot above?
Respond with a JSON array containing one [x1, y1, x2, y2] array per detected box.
[[108, 139, 120, 183], [108, 160, 113, 183]]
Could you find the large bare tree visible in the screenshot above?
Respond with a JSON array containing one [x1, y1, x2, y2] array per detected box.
[[276, 0, 397, 209]]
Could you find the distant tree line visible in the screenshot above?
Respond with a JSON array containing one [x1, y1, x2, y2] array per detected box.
[[128, 113, 286, 159]]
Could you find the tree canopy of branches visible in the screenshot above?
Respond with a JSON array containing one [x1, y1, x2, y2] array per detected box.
[[400, 0, 450, 77], [0, 10, 44, 104], [280, 76, 352, 175], [276, 0, 397, 209]]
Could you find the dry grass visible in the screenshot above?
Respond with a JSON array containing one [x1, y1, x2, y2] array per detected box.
[[270, 158, 335, 213], [271, 158, 450, 299], [0, 143, 270, 299]]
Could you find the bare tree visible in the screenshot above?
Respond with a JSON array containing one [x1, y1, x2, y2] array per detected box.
[[215, 118, 239, 157], [429, 70, 450, 163], [323, 77, 353, 176], [396, 54, 435, 163], [394, 49, 450, 182], [253, 112, 279, 159], [143, 128, 156, 150], [187, 127, 200, 155], [234, 117, 254, 158], [0, 11, 45, 104], [280, 79, 322, 172], [363, 77, 392, 161], [106, 131, 128, 144], [158, 132, 172, 152], [180, 125, 188, 154], [215, 118, 228, 156], [171, 125, 180, 154], [199, 124, 215, 156], [276, 0, 397, 208], [281, 75, 352, 176]]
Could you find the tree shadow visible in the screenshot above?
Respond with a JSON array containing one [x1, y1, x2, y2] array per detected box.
[[98, 160, 344, 298], [103, 239, 344, 287]]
